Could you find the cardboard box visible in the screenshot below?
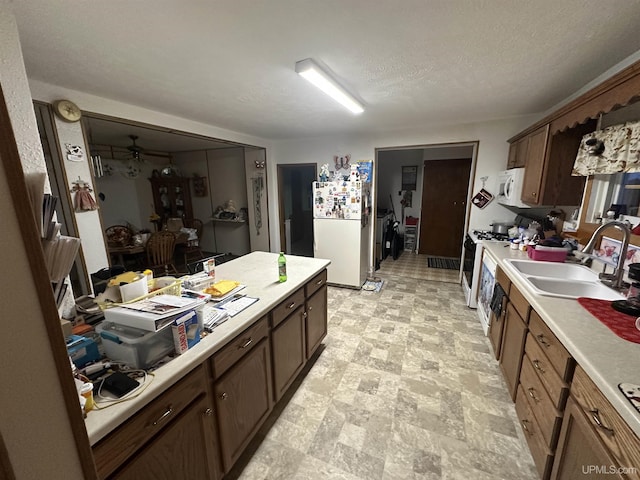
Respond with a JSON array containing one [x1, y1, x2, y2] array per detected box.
[[172, 310, 200, 355]]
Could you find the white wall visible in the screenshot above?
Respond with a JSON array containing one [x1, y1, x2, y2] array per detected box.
[[269, 116, 537, 254], [0, 3, 85, 478]]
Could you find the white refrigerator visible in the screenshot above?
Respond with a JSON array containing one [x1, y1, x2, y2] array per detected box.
[[313, 180, 371, 288]]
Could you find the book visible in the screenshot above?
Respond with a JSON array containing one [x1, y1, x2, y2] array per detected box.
[[104, 298, 204, 331]]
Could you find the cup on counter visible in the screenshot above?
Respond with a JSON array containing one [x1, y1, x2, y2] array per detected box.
[[80, 382, 94, 412]]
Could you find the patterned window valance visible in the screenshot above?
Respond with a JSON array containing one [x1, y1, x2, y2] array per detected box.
[[572, 120, 640, 176]]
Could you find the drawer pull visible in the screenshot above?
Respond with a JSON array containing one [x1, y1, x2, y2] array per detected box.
[[536, 334, 550, 348], [204, 408, 213, 416], [521, 419, 532, 435], [152, 406, 173, 426], [589, 409, 614, 434], [316, 279, 323, 285], [240, 338, 253, 349], [287, 302, 296, 309], [220, 392, 228, 400], [527, 387, 539, 402], [532, 359, 545, 373]]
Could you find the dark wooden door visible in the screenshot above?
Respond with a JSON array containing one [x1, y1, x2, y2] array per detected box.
[[113, 396, 220, 480], [305, 285, 327, 359], [214, 338, 272, 472], [418, 159, 471, 257], [551, 397, 624, 480], [271, 305, 306, 401], [499, 303, 528, 401]]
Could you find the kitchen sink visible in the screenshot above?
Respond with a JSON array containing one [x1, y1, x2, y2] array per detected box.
[[503, 259, 625, 301], [506, 259, 598, 282], [526, 277, 624, 301]]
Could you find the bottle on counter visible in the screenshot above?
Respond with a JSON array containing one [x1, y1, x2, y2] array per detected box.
[[278, 252, 287, 282]]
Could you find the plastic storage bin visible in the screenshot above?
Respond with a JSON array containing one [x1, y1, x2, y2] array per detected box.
[[96, 321, 174, 369], [527, 246, 568, 262]]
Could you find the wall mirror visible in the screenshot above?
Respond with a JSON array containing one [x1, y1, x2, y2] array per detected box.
[[580, 100, 640, 230]]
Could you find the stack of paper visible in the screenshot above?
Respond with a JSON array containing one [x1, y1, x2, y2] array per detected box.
[[105, 295, 206, 331], [199, 304, 229, 332]]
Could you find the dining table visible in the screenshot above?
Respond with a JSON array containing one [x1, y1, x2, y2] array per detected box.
[[107, 244, 145, 268]]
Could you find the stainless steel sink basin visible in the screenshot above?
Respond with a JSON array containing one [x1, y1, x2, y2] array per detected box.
[[526, 277, 624, 301], [506, 259, 598, 282], [503, 258, 624, 301]]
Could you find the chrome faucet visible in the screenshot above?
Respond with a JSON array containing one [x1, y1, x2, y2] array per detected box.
[[580, 220, 631, 291]]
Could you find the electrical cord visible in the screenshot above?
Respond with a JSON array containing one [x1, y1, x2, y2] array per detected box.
[[92, 368, 155, 410]]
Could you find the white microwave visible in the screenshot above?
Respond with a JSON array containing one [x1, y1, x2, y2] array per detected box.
[[496, 168, 530, 208]]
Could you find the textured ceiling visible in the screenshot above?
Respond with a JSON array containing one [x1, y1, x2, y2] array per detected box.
[[12, 1, 640, 141]]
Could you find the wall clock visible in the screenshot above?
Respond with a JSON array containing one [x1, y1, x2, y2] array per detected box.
[[53, 99, 82, 123]]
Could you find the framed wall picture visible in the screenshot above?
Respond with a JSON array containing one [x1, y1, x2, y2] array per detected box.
[[402, 166, 417, 190], [192, 176, 208, 197]]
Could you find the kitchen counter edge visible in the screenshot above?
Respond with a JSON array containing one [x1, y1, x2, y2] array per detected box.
[[84, 251, 331, 445], [483, 242, 640, 438]]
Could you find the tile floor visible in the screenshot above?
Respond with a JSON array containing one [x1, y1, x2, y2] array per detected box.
[[227, 254, 538, 480]]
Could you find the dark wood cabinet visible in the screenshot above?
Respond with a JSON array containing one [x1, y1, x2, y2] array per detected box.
[[515, 385, 555, 479], [112, 395, 220, 480], [514, 122, 592, 206], [213, 337, 273, 472], [149, 176, 193, 222], [499, 302, 528, 401], [507, 136, 528, 169], [551, 396, 624, 480], [92, 366, 218, 480], [271, 304, 306, 401], [305, 285, 327, 359]]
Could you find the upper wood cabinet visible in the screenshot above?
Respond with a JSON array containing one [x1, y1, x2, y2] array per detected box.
[[507, 137, 528, 169], [513, 122, 593, 206], [149, 176, 193, 221]]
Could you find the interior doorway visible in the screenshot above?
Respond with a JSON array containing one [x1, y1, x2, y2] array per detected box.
[[277, 164, 316, 256], [375, 143, 476, 274], [419, 158, 472, 257]]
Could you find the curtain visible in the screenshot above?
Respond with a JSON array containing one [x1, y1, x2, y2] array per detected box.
[[572, 120, 640, 176]]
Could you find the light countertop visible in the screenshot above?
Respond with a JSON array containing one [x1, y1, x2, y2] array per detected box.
[[482, 242, 640, 438], [84, 251, 330, 446]]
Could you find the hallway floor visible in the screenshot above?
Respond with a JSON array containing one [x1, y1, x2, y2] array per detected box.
[[228, 253, 538, 480]]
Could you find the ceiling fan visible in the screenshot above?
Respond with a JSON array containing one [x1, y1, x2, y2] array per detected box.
[[91, 134, 172, 179], [124, 135, 171, 161]]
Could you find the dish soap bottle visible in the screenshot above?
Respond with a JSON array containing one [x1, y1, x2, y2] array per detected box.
[[278, 252, 287, 282]]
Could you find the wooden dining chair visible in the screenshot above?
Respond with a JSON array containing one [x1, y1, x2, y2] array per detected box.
[[145, 231, 178, 276]]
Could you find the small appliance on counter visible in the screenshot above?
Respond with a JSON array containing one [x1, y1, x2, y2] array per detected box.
[[612, 263, 640, 316]]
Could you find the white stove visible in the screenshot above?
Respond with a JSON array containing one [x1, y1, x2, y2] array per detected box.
[[462, 230, 509, 310]]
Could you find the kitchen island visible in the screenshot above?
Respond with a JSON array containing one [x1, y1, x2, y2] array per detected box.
[[482, 242, 640, 479], [88, 251, 330, 479]]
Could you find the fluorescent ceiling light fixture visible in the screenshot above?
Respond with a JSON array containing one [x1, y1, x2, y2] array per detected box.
[[295, 58, 364, 114]]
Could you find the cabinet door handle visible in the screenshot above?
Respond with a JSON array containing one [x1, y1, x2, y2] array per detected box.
[[152, 406, 173, 426], [527, 387, 539, 402], [204, 408, 213, 416], [220, 392, 228, 400], [287, 302, 296, 309], [316, 279, 323, 285], [536, 334, 550, 348], [239, 338, 252, 349], [521, 419, 532, 435], [589, 409, 614, 434], [532, 359, 545, 373], [308, 306, 313, 312], [302, 311, 308, 318]]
